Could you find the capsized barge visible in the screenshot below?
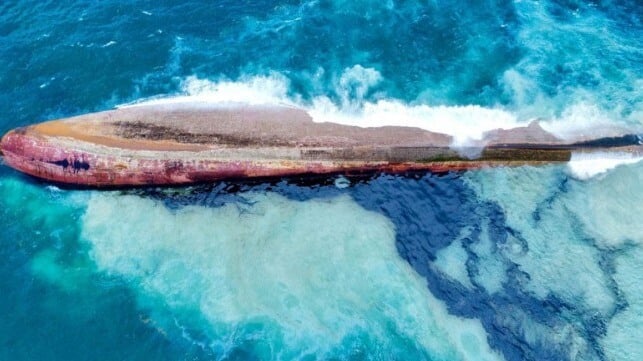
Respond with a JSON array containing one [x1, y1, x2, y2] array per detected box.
[[1, 103, 641, 187]]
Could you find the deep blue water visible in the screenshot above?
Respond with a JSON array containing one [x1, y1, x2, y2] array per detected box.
[[1, 1, 642, 360]]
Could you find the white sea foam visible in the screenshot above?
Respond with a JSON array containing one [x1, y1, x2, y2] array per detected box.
[[121, 70, 643, 153], [333, 175, 350, 189], [308, 97, 522, 148], [567, 152, 643, 180], [539, 103, 634, 141], [119, 74, 294, 108], [119, 72, 524, 147], [81, 192, 505, 360], [335, 65, 382, 105]]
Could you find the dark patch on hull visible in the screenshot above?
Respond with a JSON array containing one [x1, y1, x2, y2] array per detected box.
[[50, 158, 90, 173], [572, 134, 642, 148], [481, 147, 571, 161], [113, 121, 294, 147]]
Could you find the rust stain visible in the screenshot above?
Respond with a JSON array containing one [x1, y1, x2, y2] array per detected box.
[[32, 120, 208, 151], [0, 127, 577, 187], [1, 104, 638, 188]]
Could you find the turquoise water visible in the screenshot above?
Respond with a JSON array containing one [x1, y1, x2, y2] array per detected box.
[[1, 1, 642, 360]]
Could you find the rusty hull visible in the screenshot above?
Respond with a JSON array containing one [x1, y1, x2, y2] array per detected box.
[[0, 103, 638, 187]]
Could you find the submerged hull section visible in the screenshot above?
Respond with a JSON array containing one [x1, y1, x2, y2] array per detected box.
[[0, 103, 638, 187]]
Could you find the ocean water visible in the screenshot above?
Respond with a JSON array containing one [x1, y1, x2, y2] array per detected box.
[[1, 1, 642, 360]]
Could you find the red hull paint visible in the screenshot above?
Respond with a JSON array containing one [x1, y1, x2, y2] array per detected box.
[[3, 104, 637, 188], [1, 130, 495, 187]]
